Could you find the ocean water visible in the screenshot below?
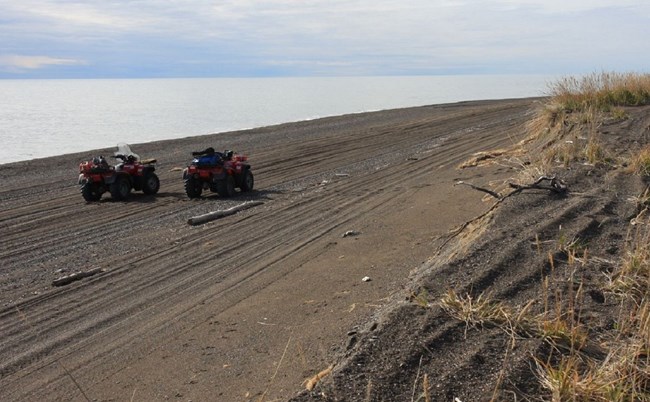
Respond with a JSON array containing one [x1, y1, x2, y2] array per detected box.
[[0, 75, 555, 164]]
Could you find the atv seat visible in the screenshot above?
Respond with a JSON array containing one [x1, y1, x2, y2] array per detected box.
[[194, 154, 223, 167], [88, 166, 112, 173]]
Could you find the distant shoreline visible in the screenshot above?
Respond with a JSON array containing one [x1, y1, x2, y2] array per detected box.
[[0, 96, 545, 167], [0, 75, 553, 164]]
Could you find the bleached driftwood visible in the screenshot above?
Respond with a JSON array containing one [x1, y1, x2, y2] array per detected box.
[[52, 267, 104, 287], [187, 201, 264, 226], [305, 365, 334, 391]]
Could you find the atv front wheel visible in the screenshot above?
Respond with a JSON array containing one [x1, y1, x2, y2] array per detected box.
[[81, 182, 102, 202], [142, 173, 160, 195], [110, 175, 131, 200], [240, 170, 254, 192], [216, 175, 236, 197], [185, 176, 203, 198]]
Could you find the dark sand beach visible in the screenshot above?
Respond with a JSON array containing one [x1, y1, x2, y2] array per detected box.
[[1, 98, 649, 401]]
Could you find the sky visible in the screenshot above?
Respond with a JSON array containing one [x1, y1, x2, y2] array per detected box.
[[0, 0, 649, 79]]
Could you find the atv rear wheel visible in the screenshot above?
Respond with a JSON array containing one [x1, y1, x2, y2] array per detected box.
[[110, 175, 131, 200], [185, 176, 202, 198], [216, 175, 236, 197], [240, 170, 254, 192], [142, 173, 160, 195], [81, 182, 102, 202]]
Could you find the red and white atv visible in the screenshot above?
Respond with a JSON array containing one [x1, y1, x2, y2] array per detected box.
[[182, 147, 254, 199], [78, 143, 160, 201]]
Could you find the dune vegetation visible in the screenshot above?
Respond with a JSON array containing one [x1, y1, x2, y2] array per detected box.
[[440, 72, 650, 401]]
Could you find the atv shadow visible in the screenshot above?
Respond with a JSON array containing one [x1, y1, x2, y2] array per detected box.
[[90, 189, 284, 204], [193, 189, 282, 202], [97, 192, 173, 204]]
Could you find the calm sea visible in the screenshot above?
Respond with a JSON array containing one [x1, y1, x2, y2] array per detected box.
[[0, 75, 555, 164]]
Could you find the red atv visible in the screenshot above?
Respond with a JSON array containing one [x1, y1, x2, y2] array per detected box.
[[182, 147, 254, 199], [78, 143, 160, 201]]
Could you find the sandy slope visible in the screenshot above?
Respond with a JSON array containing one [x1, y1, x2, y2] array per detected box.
[[291, 105, 650, 401], [0, 99, 540, 401]]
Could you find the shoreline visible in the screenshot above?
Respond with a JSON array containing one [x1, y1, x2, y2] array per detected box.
[[0, 96, 545, 166]]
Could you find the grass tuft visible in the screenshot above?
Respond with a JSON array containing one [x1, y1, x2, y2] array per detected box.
[[439, 290, 511, 333], [607, 212, 650, 300], [629, 147, 650, 176], [534, 356, 584, 402], [411, 287, 431, 308], [548, 72, 650, 112]]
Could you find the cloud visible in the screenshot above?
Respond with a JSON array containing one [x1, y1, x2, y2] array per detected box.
[[0, 55, 87, 72], [2, 0, 162, 31], [0, 0, 648, 77], [494, 0, 645, 13]]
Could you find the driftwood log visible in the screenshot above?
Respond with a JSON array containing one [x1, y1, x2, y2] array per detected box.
[[187, 201, 264, 225], [52, 267, 104, 287]]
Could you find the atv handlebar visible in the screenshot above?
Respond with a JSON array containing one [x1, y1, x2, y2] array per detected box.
[[192, 149, 234, 159], [114, 154, 138, 162]]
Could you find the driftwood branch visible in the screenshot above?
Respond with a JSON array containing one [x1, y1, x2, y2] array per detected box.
[[52, 267, 104, 287], [456, 176, 567, 201], [508, 175, 567, 194], [455, 181, 501, 199], [437, 175, 568, 253], [187, 201, 264, 225]]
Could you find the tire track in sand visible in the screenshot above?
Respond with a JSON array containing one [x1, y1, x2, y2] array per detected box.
[[0, 99, 536, 400]]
